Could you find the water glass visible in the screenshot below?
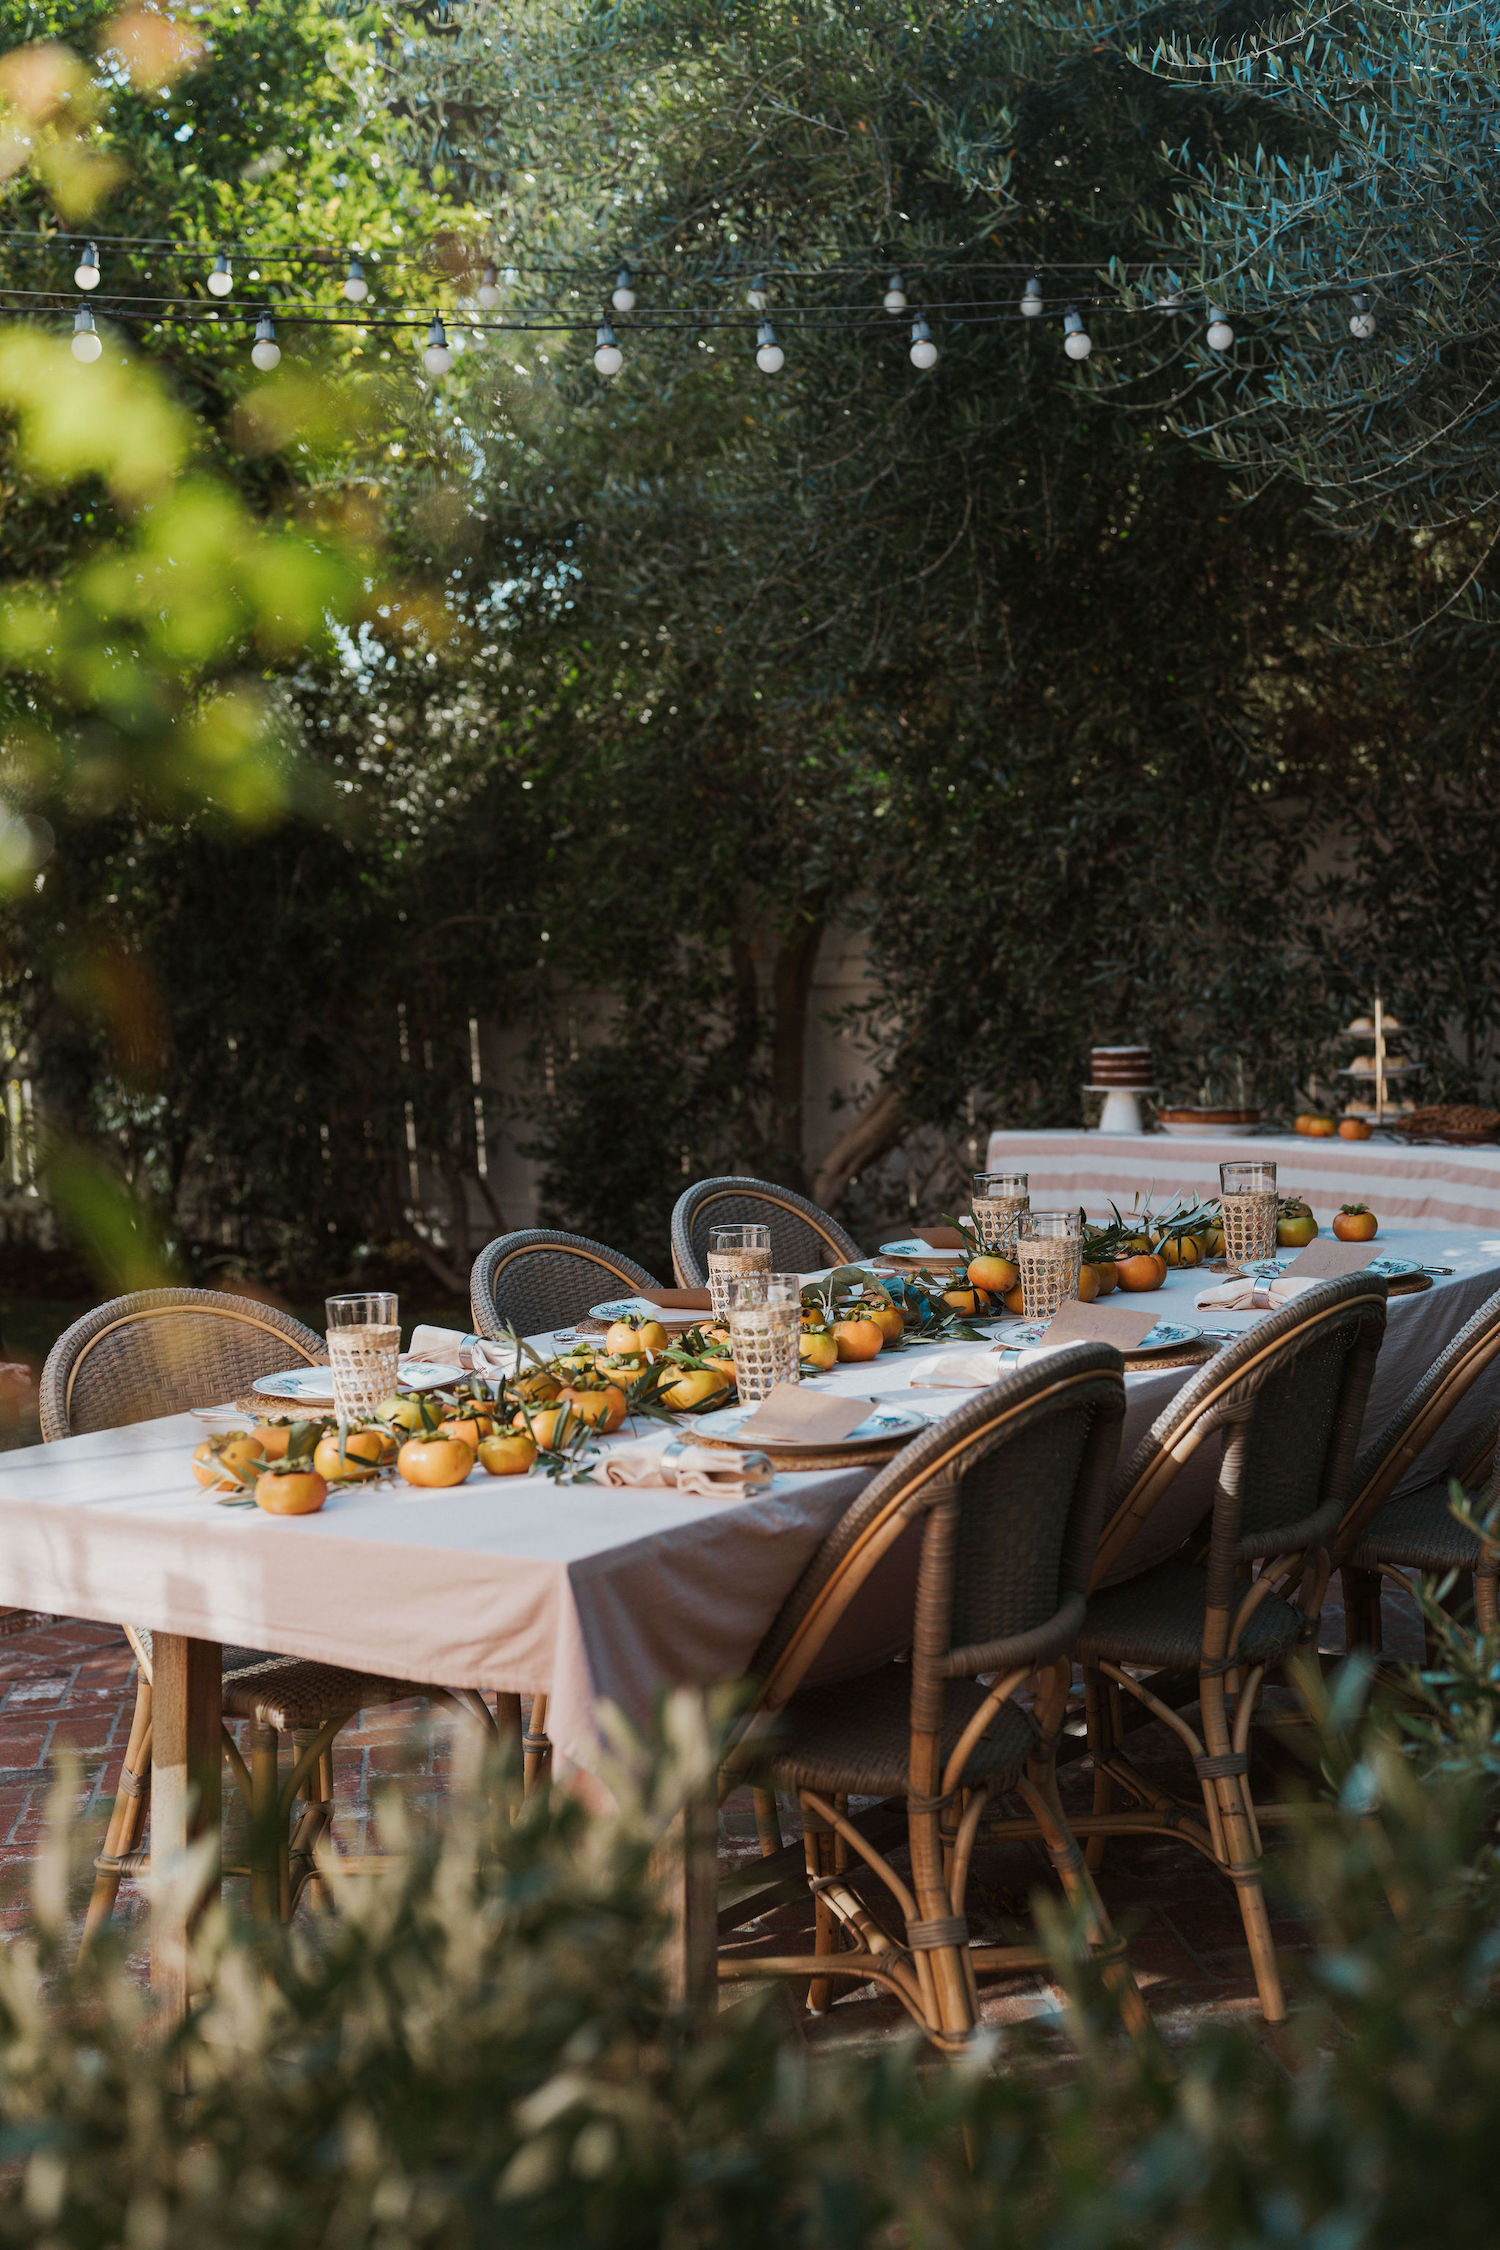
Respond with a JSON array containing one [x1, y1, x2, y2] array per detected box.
[[708, 1223, 772, 1323], [1015, 1210, 1082, 1320], [1219, 1161, 1279, 1267], [325, 1292, 400, 1426], [726, 1271, 802, 1402], [971, 1170, 1030, 1254]]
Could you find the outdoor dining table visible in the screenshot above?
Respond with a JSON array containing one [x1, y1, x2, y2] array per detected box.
[[0, 1220, 1495, 2008]]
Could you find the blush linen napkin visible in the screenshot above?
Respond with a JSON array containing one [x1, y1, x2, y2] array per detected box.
[[1194, 1275, 1320, 1313], [600, 1437, 774, 1500]]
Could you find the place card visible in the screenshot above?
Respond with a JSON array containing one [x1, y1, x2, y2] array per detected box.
[[1038, 1302, 1157, 1351], [1277, 1239, 1380, 1279], [736, 1383, 874, 1444], [639, 1286, 714, 1313], [919, 1226, 967, 1250]]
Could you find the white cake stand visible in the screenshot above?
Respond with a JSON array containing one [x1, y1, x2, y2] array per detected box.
[[1082, 1084, 1155, 1135]]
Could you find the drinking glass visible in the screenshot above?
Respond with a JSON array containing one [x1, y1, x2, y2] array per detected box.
[[708, 1223, 772, 1323], [1219, 1161, 1279, 1268], [971, 1170, 1030, 1254], [325, 1292, 400, 1426], [726, 1271, 802, 1402], [1015, 1210, 1082, 1320]]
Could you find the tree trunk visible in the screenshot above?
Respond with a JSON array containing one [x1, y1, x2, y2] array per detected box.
[[812, 1080, 906, 1209], [767, 923, 824, 1185]]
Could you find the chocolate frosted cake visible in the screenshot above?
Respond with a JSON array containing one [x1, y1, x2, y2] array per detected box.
[[1090, 1045, 1153, 1088]]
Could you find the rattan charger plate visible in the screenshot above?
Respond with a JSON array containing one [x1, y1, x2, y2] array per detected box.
[[690, 1430, 909, 1471]]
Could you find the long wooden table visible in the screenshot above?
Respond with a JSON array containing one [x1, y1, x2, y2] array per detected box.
[[2, 1221, 1496, 2002]]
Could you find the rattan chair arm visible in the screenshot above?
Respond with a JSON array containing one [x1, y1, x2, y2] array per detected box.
[[939, 1592, 1087, 1683]]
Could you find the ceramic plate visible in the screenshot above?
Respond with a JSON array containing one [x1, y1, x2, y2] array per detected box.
[[1238, 1257, 1419, 1281], [995, 1318, 1201, 1356], [588, 1296, 704, 1328], [692, 1402, 928, 1451], [877, 1239, 965, 1265], [251, 1359, 463, 1404]]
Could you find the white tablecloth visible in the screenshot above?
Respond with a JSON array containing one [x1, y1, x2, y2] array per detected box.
[[983, 1127, 1500, 1232], [0, 1225, 1493, 1771]]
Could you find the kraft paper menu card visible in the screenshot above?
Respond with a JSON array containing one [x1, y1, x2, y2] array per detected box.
[[736, 1384, 874, 1444], [638, 1286, 714, 1311], [1038, 1303, 1157, 1351], [1277, 1240, 1379, 1280], [919, 1226, 967, 1250]]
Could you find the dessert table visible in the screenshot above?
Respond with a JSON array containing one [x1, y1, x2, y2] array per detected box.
[[983, 1127, 1500, 1232], [1, 1221, 1498, 2004]]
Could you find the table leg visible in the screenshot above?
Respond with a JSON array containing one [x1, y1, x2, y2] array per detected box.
[[650, 1776, 718, 2029], [149, 1633, 221, 2015]]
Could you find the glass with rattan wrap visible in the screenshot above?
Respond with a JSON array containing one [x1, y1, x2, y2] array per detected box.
[[726, 1271, 801, 1402], [325, 1292, 399, 1425], [1015, 1211, 1082, 1319], [1219, 1161, 1278, 1267], [708, 1224, 772, 1324], [971, 1171, 1030, 1254]]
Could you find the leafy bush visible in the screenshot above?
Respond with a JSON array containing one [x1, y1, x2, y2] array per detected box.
[[1, 1631, 1500, 2247]]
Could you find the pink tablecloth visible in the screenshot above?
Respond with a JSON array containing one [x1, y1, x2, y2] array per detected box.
[[983, 1128, 1500, 1232]]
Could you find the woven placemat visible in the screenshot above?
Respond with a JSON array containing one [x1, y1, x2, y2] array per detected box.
[[691, 1432, 908, 1471]]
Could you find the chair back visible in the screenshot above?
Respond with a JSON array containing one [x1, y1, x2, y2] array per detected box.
[[739, 1345, 1125, 1735], [1336, 1283, 1500, 1556], [671, 1175, 861, 1287], [1094, 1273, 1388, 1599], [40, 1288, 327, 1440], [469, 1229, 661, 1340]]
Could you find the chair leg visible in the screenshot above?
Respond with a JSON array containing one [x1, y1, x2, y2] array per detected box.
[[906, 1796, 976, 2045], [1200, 1670, 1285, 2024], [1016, 1757, 1151, 2045], [494, 1692, 524, 1770], [752, 1787, 783, 1857], [1083, 1666, 1116, 1873], [248, 1720, 280, 1921], [1340, 1564, 1383, 1657], [82, 1678, 153, 1950], [523, 1694, 552, 1795], [1478, 1557, 1499, 1635], [802, 1799, 837, 2017]]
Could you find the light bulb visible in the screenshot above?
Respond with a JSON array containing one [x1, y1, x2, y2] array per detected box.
[[343, 255, 369, 305], [1063, 308, 1091, 361], [207, 251, 232, 297], [883, 270, 907, 314], [755, 319, 784, 373], [593, 319, 622, 376], [909, 315, 937, 369], [1020, 276, 1043, 317], [1350, 291, 1377, 340], [70, 308, 101, 363], [476, 260, 500, 310], [611, 264, 636, 313], [251, 315, 280, 371], [423, 314, 452, 376], [1206, 305, 1235, 351], [74, 241, 99, 291], [747, 271, 768, 310], [1155, 286, 1183, 314]]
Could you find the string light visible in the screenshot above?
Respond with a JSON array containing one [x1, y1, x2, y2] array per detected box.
[[250, 313, 280, 370], [74, 241, 99, 291], [422, 314, 452, 376], [1020, 276, 1043, 318], [476, 261, 500, 309], [1063, 308, 1091, 361], [207, 251, 232, 298], [1206, 304, 1235, 350], [1350, 290, 1377, 339], [1155, 283, 1183, 314], [747, 271, 768, 311], [883, 271, 907, 313], [343, 255, 368, 305], [611, 264, 636, 313], [755, 319, 784, 373], [593, 318, 622, 376], [71, 307, 101, 363], [909, 315, 937, 369]]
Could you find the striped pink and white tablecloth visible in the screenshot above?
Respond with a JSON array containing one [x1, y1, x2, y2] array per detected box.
[[983, 1129, 1500, 1233]]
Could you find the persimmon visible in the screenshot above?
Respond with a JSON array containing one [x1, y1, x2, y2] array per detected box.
[[1001, 1282, 1026, 1314], [658, 1367, 733, 1411], [1277, 1203, 1318, 1248], [1157, 1234, 1205, 1268], [1339, 1117, 1373, 1140], [478, 1432, 538, 1477], [558, 1383, 627, 1432], [312, 1426, 394, 1482], [397, 1434, 475, 1487], [251, 1420, 297, 1460], [254, 1467, 327, 1516], [868, 1301, 906, 1343], [441, 1410, 496, 1450], [192, 1433, 265, 1491], [1089, 1259, 1119, 1296], [941, 1286, 978, 1317], [967, 1255, 1019, 1297], [1116, 1253, 1168, 1292], [1333, 1204, 1378, 1242], [799, 1328, 838, 1371], [1077, 1263, 1100, 1303], [832, 1316, 884, 1362]]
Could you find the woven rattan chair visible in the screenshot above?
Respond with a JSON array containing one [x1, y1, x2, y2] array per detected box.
[[42, 1290, 493, 1940], [469, 1229, 662, 1340], [671, 1176, 862, 1287], [719, 1345, 1147, 2050], [1335, 1284, 1500, 1652], [989, 1273, 1388, 2025]]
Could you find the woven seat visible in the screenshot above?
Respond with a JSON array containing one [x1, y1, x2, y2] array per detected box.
[[1024, 1273, 1389, 2026], [41, 1290, 483, 1944], [720, 1346, 1149, 2051], [1336, 1284, 1500, 1650], [770, 1664, 1038, 1798], [671, 1176, 861, 1287], [1077, 1561, 1305, 1671], [470, 1229, 661, 1340]]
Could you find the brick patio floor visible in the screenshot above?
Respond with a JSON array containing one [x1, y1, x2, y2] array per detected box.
[[0, 1574, 1425, 2045]]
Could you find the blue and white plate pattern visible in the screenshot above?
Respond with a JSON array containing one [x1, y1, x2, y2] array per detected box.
[[252, 1359, 464, 1403], [692, 1402, 927, 1450]]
